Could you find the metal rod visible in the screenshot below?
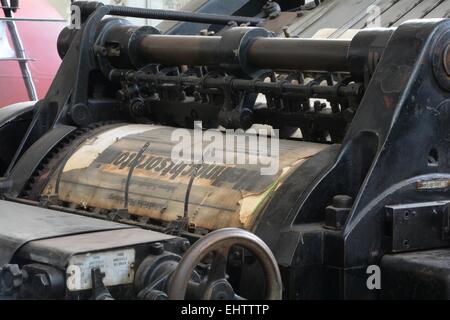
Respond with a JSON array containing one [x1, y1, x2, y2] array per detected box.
[[0, 0, 37, 101], [0, 57, 35, 61], [138, 35, 222, 66], [134, 33, 352, 72], [0, 17, 67, 22], [247, 38, 351, 72], [120, 72, 363, 99], [104, 5, 264, 26]]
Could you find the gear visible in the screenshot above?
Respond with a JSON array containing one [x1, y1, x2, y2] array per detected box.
[[23, 123, 121, 201]]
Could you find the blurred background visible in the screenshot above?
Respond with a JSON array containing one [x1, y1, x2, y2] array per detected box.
[[49, 0, 193, 26], [0, 0, 194, 107]]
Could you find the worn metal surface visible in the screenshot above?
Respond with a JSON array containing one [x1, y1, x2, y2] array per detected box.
[[0, 200, 133, 266], [17, 228, 175, 268], [382, 249, 450, 299], [40, 124, 326, 231]]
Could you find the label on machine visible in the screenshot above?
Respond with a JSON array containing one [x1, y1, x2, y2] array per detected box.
[[66, 249, 135, 291]]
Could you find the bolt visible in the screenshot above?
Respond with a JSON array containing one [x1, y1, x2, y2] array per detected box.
[[0, 264, 25, 293], [332, 195, 354, 209], [180, 239, 191, 253], [149, 242, 165, 255], [324, 195, 354, 230]]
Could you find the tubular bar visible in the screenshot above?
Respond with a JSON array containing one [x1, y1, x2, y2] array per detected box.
[[136, 34, 352, 72], [0, 0, 37, 101], [247, 38, 351, 72]]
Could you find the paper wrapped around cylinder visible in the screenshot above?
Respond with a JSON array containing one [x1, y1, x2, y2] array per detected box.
[[39, 124, 327, 231]]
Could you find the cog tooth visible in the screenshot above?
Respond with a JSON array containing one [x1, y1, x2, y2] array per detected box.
[[22, 122, 119, 199]]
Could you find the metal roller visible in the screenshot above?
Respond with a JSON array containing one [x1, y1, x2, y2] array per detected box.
[[32, 124, 326, 232]]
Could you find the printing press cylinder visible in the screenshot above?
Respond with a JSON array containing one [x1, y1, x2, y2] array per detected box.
[[28, 124, 326, 232]]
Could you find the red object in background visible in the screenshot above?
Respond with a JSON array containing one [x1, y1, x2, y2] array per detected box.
[[0, 0, 65, 107]]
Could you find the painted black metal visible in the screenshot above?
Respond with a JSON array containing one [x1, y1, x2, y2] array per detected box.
[[1, 6, 111, 184], [254, 19, 450, 299], [0, 102, 35, 176], [0, 102, 35, 129], [6, 125, 76, 197], [386, 201, 450, 253], [382, 249, 450, 299]]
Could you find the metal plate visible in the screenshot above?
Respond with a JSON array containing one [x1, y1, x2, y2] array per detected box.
[[17, 228, 175, 268], [386, 201, 450, 253], [0, 200, 132, 266], [67, 248, 135, 291]]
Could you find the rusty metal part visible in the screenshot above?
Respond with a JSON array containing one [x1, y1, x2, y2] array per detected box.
[[168, 228, 282, 300], [32, 124, 326, 232]]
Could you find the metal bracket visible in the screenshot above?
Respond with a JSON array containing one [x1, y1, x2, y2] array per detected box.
[[386, 201, 450, 253]]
